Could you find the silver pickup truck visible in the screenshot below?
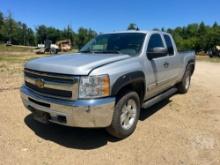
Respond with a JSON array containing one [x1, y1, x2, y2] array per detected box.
[[20, 31, 195, 138]]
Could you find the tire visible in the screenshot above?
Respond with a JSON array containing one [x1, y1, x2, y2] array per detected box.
[[51, 48, 58, 54], [177, 65, 192, 94], [106, 91, 140, 139]]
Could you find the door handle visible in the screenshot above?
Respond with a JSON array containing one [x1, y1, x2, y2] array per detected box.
[[164, 62, 169, 68]]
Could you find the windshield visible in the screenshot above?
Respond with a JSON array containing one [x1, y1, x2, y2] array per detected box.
[[80, 33, 146, 56]]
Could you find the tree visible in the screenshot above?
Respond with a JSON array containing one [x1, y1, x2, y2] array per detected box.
[[196, 22, 208, 51], [213, 22, 218, 29], [46, 27, 62, 43], [127, 23, 138, 30], [62, 25, 76, 46], [22, 23, 27, 45], [0, 11, 4, 42], [76, 27, 97, 49], [36, 25, 64, 44], [5, 12, 14, 42], [152, 28, 160, 31], [186, 24, 198, 36], [26, 28, 35, 45], [0, 11, 3, 28], [36, 25, 48, 43]]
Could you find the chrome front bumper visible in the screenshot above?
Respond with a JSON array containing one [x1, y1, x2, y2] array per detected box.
[[20, 86, 115, 128]]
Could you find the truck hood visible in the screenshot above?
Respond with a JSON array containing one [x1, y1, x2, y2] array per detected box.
[[25, 53, 130, 75]]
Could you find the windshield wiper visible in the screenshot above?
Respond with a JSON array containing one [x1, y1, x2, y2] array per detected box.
[[79, 50, 92, 53], [95, 50, 121, 54], [80, 50, 121, 54]]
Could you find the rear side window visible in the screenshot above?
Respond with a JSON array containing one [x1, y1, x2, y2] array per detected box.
[[164, 35, 174, 55], [147, 34, 164, 51]]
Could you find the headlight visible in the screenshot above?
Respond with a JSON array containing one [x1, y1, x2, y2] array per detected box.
[[79, 75, 110, 99]]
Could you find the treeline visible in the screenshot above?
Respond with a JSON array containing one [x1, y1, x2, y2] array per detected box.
[[35, 25, 97, 49], [1, 10, 220, 51], [0, 11, 97, 49], [128, 22, 220, 52], [0, 12, 35, 46], [165, 22, 220, 52]]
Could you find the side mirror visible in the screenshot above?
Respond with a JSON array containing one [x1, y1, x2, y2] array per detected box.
[[147, 47, 168, 60]]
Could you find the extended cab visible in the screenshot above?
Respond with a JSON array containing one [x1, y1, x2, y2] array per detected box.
[[20, 31, 195, 138]]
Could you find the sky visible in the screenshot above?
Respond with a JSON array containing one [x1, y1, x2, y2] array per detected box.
[[0, 0, 220, 33]]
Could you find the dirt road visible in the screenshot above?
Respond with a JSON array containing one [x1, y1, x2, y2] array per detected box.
[[0, 61, 220, 165]]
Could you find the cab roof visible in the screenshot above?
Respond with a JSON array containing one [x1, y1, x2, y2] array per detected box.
[[105, 30, 171, 36]]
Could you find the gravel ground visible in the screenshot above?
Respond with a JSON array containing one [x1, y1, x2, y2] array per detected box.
[[0, 61, 220, 165]]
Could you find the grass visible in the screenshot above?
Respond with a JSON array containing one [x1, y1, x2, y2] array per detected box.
[[0, 53, 47, 74], [0, 44, 76, 76], [0, 44, 34, 52], [196, 55, 220, 63], [0, 54, 46, 63]]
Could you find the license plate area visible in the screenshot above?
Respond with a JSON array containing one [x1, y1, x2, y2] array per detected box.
[[28, 105, 51, 124]]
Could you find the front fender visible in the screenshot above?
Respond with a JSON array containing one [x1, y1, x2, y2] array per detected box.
[[111, 71, 145, 96]]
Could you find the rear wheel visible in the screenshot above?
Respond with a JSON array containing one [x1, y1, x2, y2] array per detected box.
[[106, 91, 140, 139], [177, 66, 192, 93]]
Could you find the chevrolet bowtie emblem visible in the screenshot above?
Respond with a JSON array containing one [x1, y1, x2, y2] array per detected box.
[[35, 79, 45, 88]]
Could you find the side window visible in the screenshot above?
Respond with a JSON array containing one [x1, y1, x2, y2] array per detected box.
[[147, 34, 164, 51], [164, 35, 174, 55]]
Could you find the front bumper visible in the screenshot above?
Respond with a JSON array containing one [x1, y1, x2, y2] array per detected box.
[[20, 85, 115, 128]]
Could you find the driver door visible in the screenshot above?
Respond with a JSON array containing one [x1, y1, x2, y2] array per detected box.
[[146, 33, 171, 98]]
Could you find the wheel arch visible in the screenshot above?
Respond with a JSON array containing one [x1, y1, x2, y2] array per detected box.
[[111, 71, 146, 104], [187, 59, 195, 75]]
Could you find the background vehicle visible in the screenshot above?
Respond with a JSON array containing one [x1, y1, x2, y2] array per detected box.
[[208, 45, 220, 57], [56, 39, 72, 52], [20, 31, 195, 138], [5, 40, 12, 46], [35, 39, 59, 54]]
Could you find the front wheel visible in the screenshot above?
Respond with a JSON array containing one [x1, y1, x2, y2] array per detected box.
[[50, 48, 58, 54], [106, 91, 140, 139]]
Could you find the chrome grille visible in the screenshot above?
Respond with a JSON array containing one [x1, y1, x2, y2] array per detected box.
[[24, 68, 79, 99]]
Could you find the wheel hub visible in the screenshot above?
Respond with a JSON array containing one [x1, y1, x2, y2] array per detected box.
[[120, 99, 137, 130]]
